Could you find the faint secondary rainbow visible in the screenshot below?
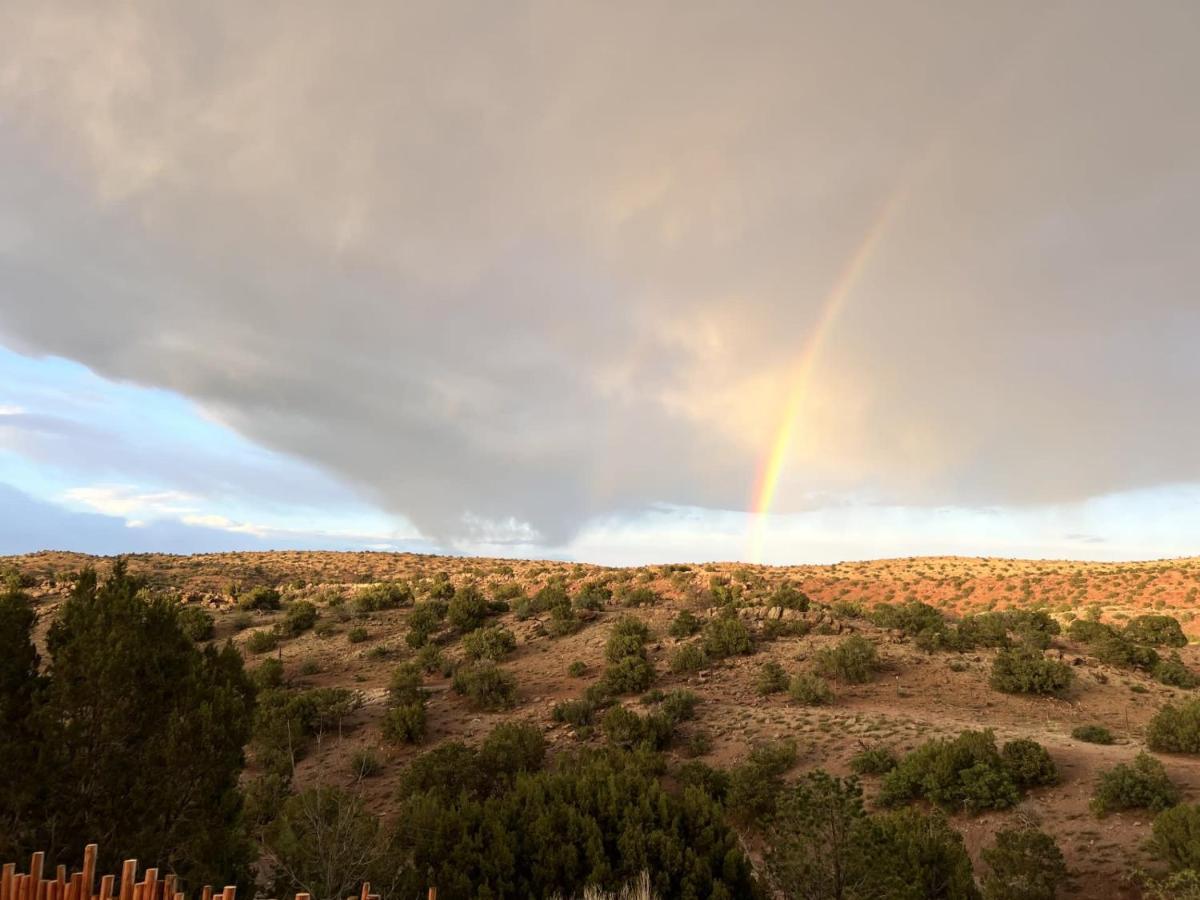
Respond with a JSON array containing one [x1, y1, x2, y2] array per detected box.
[[747, 185, 910, 563]]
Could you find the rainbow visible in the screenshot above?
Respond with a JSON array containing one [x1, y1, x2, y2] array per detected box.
[[747, 186, 909, 563]]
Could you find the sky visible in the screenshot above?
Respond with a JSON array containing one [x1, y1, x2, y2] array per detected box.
[[1, 1, 1199, 565]]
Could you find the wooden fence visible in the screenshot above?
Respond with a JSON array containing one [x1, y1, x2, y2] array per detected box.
[[0, 846, 436, 900]]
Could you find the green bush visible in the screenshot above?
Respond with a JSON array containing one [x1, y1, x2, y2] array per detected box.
[[769, 582, 810, 611], [1151, 803, 1200, 871], [606, 616, 651, 662], [726, 740, 797, 819], [766, 772, 978, 900], [620, 586, 660, 607], [552, 698, 596, 728], [1091, 752, 1180, 815], [849, 744, 897, 775], [253, 657, 285, 690], [669, 642, 709, 674], [955, 613, 1012, 650], [1148, 700, 1200, 753], [989, 647, 1073, 695], [572, 580, 611, 610], [980, 827, 1067, 900], [462, 625, 517, 661], [386, 743, 757, 898], [382, 702, 426, 744], [405, 600, 447, 648], [702, 614, 753, 659], [668, 610, 702, 639], [603, 655, 656, 695], [353, 582, 411, 616], [880, 729, 1022, 813], [1068, 618, 1116, 644], [282, 600, 318, 636], [1125, 614, 1188, 648], [447, 584, 490, 632], [869, 601, 944, 636], [240, 586, 281, 611], [246, 628, 280, 653], [452, 661, 517, 710], [346, 626, 369, 644], [1000, 739, 1058, 789], [756, 660, 788, 695], [478, 721, 546, 776], [660, 689, 698, 723], [1071, 724, 1114, 744], [1093, 631, 1160, 670], [568, 660, 587, 678], [178, 606, 215, 641], [1155, 653, 1200, 688], [788, 672, 833, 706], [349, 747, 383, 779], [601, 705, 674, 750], [814, 635, 880, 684]]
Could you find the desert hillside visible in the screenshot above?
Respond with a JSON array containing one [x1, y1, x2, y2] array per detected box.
[[7, 550, 1200, 898]]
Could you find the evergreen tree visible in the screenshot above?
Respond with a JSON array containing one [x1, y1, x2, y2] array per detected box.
[[0, 581, 43, 859], [37, 562, 256, 889]]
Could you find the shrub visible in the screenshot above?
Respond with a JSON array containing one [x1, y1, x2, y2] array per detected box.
[[880, 729, 1020, 813], [568, 660, 588, 678], [1001, 739, 1058, 789], [1155, 653, 1200, 688], [353, 581, 412, 614], [756, 660, 789, 695], [447, 584, 490, 632], [659, 689, 698, 723], [253, 657, 285, 690], [602, 705, 673, 750], [246, 629, 280, 653], [603, 656, 656, 695], [1149, 700, 1200, 753], [462, 625, 517, 661], [726, 740, 797, 818], [769, 582, 810, 611], [849, 744, 897, 776], [668, 610, 702, 639], [669, 642, 708, 674], [282, 600, 319, 636], [1068, 618, 1116, 644], [382, 702, 426, 744], [387, 744, 756, 898], [240, 586, 281, 611], [415, 643, 445, 674], [989, 647, 1073, 695], [452, 661, 517, 710], [788, 672, 833, 706], [701, 614, 753, 659], [349, 748, 383, 779], [814, 635, 880, 684], [1092, 752, 1180, 815], [388, 663, 427, 706], [1093, 631, 1160, 670], [1071, 724, 1114, 744], [620, 586, 660, 608], [478, 721, 546, 776], [405, 600, 447, 648], [346, 626, 369, 644], [955, 613, 1011, 650], [1151, 803, 1200, 871], [870, 601, 944, 636], [1126, 614, 1188, 648], [980, 827, 1067, 900], [766, 773, 978, 900], [178, 606, 215, 641], [606, 616, 651, 662], [552, 698, 595, 728]]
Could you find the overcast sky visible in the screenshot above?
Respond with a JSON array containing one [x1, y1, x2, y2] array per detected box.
[[2, 1, 1199, 564]]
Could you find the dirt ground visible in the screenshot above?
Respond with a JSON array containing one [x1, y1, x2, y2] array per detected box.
[[9, 550, 1200, 898]]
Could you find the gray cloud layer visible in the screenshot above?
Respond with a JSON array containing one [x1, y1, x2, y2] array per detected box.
[[1, 1, 1199, 543]]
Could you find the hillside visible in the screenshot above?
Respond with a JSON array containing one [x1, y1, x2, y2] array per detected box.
[[8, 551, 1200, 897]]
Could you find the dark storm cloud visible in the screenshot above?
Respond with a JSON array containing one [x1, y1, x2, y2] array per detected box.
[[1, 1, 1198, 544]]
